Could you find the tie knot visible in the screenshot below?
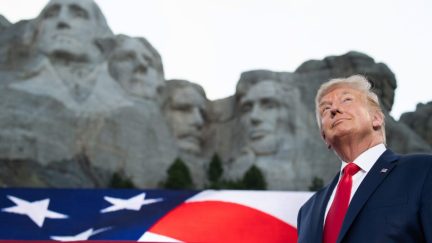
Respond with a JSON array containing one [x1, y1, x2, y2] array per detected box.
[[343, 162, 361, 176]]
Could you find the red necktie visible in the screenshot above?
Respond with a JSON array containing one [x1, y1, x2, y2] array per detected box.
[[323, 162, 361, 243]]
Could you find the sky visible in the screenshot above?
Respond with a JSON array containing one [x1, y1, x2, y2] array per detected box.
[[1, 0, 431, 119]]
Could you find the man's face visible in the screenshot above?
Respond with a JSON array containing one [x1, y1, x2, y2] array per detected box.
[[166, 86, 206, 154], [319, 85, 379, 145], [109, 38, 162, 98], [36, 0, 99, 61], [239, 80, 286, 155]]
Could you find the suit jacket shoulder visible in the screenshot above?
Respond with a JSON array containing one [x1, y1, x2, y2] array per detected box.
[[341, 150, 432, 243]]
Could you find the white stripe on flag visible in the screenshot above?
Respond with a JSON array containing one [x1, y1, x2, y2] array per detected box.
[[139, 231, 182, 242], [186, 190, 313, 227]]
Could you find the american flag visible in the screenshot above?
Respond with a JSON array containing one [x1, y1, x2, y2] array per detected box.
[[0, 188, 312, 242]]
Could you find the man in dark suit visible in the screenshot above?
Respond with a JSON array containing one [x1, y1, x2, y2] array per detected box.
[[297, 74, 432, 243]]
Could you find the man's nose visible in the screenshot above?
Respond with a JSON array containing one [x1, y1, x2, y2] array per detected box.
[[134, 56, 149, 74], [330, 105, 341, 118], [191, 108, 204, 129], [56, 9, 71, 29], [250, 105, 263, 125], [57, 21, 70, 29]]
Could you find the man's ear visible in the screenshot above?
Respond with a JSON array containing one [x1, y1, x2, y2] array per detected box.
[[372, 111, 384, 130], [321, 131, 331, 149]]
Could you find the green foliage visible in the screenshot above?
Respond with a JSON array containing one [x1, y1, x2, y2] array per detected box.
[[217, 179, 245, 190], [205, 154, 238, 189], [207, 154, 224, 183], [242, 165, 267, 190], [109, 172, 136, 188], [205, 155, 267, 190], [309, 176, 324, 191], [163, 158, 194, 189]]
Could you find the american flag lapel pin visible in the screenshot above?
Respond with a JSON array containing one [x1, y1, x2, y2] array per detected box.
[[380, 168, 388, 173]]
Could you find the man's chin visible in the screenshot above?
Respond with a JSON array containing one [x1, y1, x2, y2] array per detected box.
[[51, 45, 80, 54], [250, 137, 278, 155], [178, 140, 201, 154], [327, 129, 352, 142]]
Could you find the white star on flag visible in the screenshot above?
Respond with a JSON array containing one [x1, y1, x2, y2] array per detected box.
[[100, 192, 163, 213], [51, 227, 111, 241], [1, 195, 68, 227]]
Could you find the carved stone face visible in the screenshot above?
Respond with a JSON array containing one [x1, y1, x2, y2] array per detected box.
[[108, 37, 162, 99], [165, 86, 206, 154], [36, 0, 101, 62], [239, 80, 287, 155]]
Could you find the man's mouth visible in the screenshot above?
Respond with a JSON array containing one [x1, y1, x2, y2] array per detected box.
[[332, 118, 348, 128], [51, 34, 78, 45], [179, 134, 201, 145], [249, 130, 269, 140], [129, 77, 146, 84]]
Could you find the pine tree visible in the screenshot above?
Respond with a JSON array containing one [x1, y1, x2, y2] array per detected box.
[[163, 158, 194, 189], [308, 176, 324, 191], [242, 165, 267, 190], [207, 154, 223, 184], [109, 172, 136, 188]]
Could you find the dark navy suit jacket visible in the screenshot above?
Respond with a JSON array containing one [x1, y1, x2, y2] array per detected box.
[[297, 149, 432, 243]]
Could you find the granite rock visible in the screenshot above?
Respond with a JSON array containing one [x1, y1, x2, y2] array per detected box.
[[400, 102, 432, 147], [0, 1, 430, 190]]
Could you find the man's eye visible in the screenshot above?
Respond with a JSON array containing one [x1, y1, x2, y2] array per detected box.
[[70, 6, 89, 19], [115, 52, 136, 62], [240, 103, 252, 113], [43, 6, 60, 18], [143, 55, 152, 64], [321, 107, 330, 114], [174, 105, 192, 112], [261, 99, 278, 109], [343, 97, 352, 102], [126, 53, 136, 61]]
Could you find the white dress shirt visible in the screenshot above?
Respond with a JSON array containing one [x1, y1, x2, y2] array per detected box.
[[324, 143, 386, 222]]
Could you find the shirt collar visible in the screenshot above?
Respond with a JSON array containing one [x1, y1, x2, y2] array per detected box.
[[340, 143, 386, 173]]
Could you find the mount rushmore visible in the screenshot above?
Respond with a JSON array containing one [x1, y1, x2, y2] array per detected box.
[[0, 0, 431, 190]]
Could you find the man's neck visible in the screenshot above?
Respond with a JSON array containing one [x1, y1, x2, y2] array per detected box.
[[332, 135, 383, 162], [48, 55, 102, 103]]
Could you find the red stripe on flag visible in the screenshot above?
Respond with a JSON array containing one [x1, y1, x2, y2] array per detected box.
[[149, 201, 298, 243]]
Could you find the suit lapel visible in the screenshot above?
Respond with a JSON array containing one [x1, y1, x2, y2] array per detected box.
[[337, 150, 399, 243], [313, 173, 339, 242]]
